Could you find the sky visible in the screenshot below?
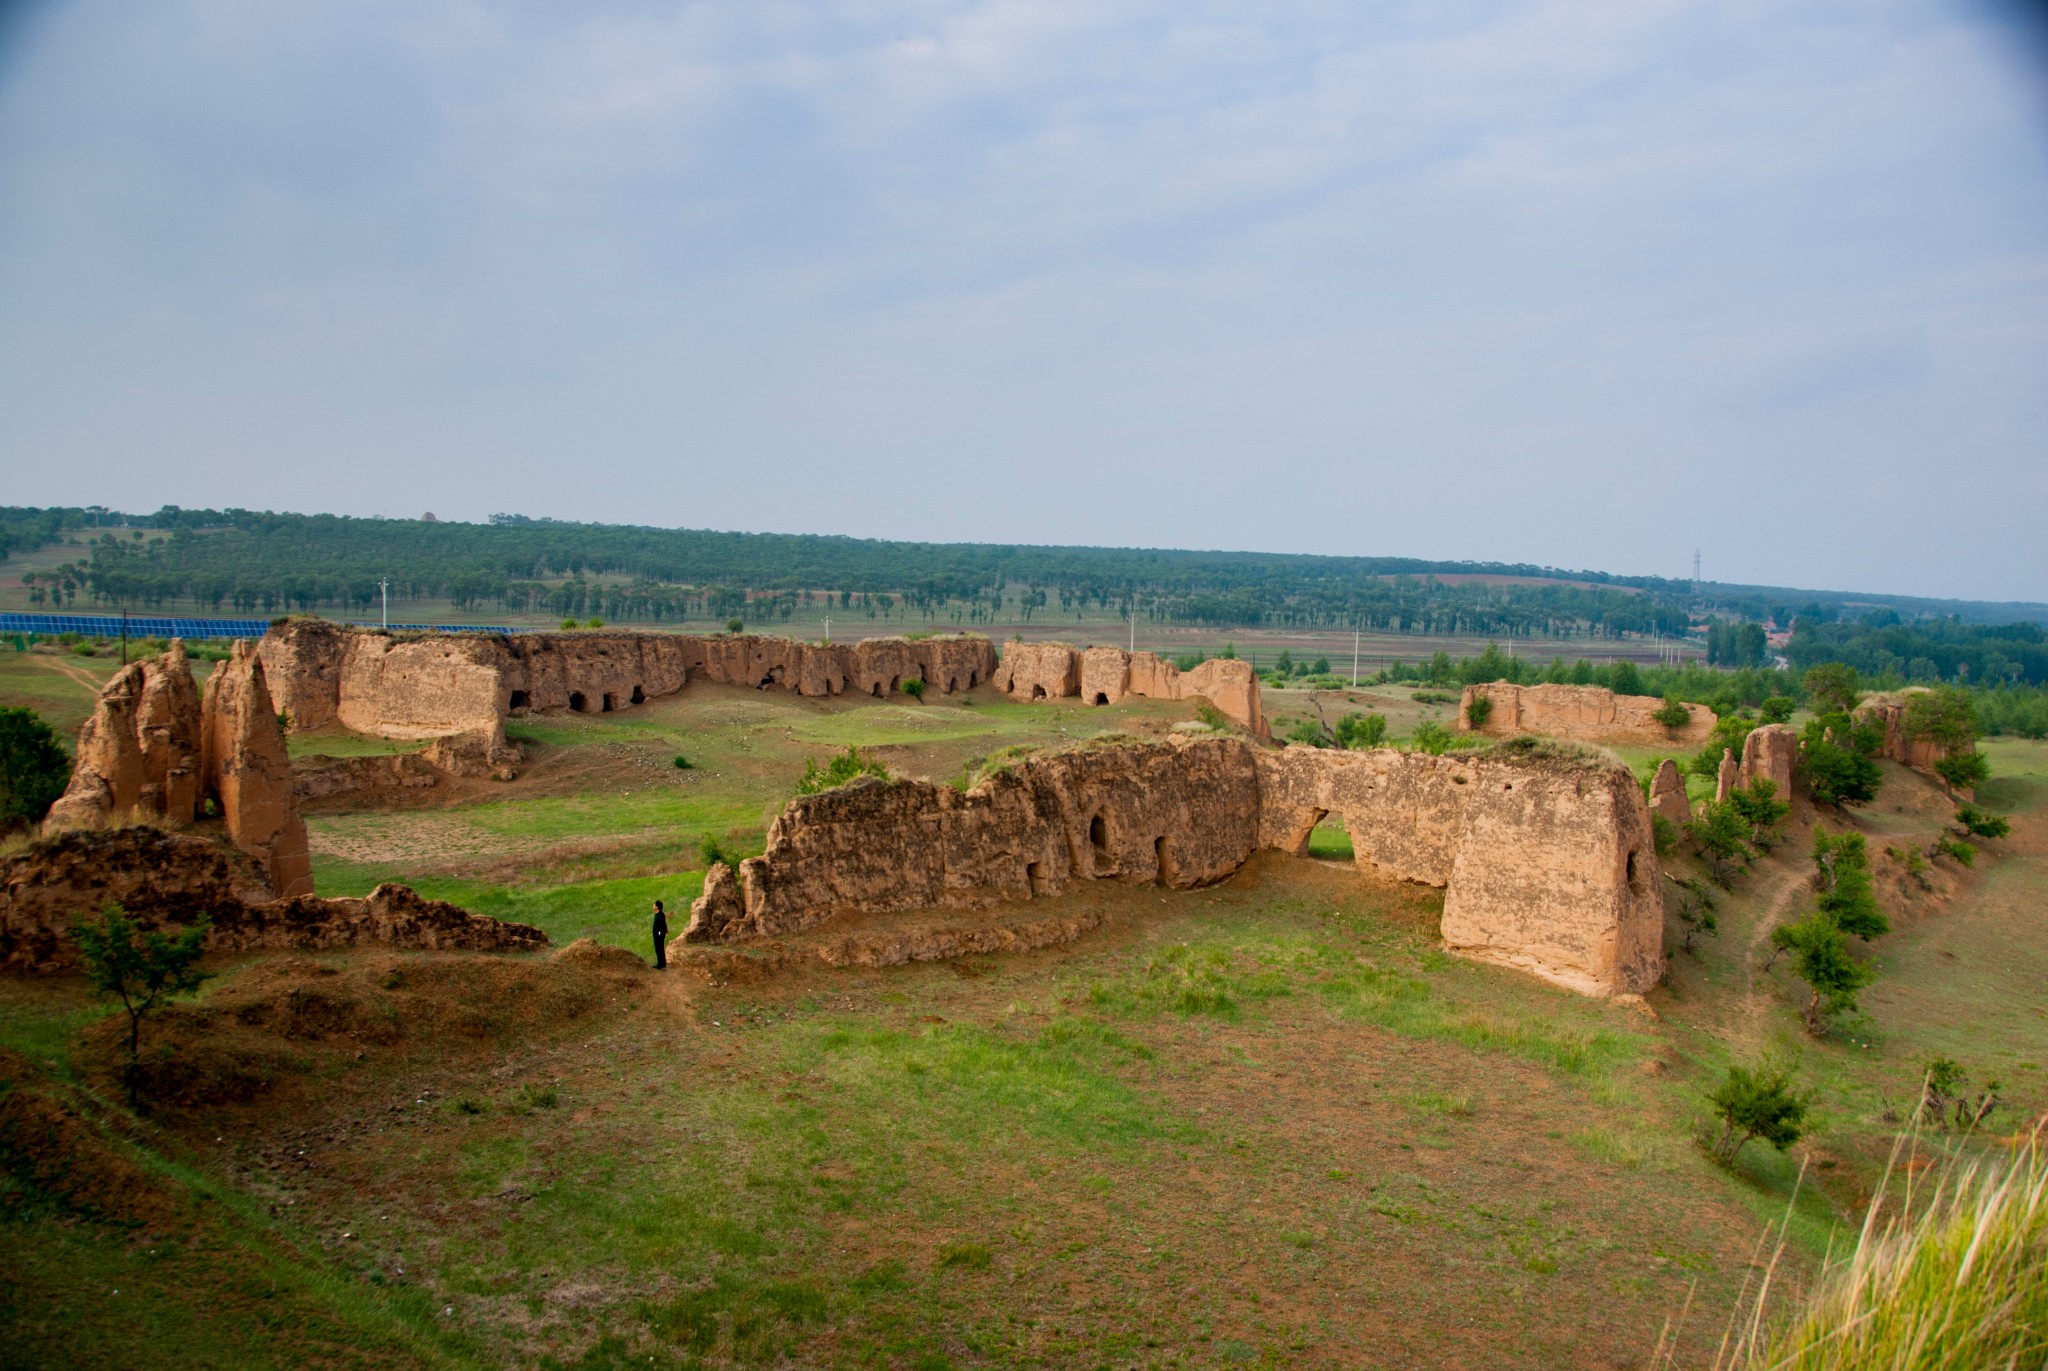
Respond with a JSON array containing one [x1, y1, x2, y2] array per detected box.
[[1, 1, 2045, 602]]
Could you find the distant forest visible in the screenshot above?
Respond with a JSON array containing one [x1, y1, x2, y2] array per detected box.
[[3, 506, 2044, 686]]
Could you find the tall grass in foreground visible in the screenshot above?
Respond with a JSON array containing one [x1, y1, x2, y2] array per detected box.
[[1664, 1123, 2047, 1370]]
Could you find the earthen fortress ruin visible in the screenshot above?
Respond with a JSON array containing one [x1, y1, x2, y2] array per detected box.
[[690, 736, 1664, 998]]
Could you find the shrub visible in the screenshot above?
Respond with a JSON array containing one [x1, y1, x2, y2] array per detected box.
[[1933, 748, 1990, 794], [1334, 712, 1386, 750], [1953, 803, 2010, 840], [519, 1082, 559, 1110], [1409, 721, 1456, 755], [1285, 718, 1329, 747], [900, 677, 925, 700], [586, 617, 603, 629], [1652, 695, 1692, 732], [1311, 657, 1330, 675], [1669, 875, 1718, 953], [560, 618, 578, 630], [672, 755, 692, 770], [1195, 703, 1230, 731], [1465, 693, 1493, 730], [796, 747, 890, 795], [697, 833, 738, 869], [1727, 778, 1791, 850], [1651, 813, 1681, 858], [1689, 801, 1755, 884], [1759, 695, 1796, 724], [1706, 1060, 1808, 1165], [0, 706, 71, 831], [69, 903, 212, 1107], [1932, 834, 1975, 868], [726, 618, 745, 634], [1687, 714, 1759, 782]]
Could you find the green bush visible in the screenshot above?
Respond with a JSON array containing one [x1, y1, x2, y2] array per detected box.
[[726, 618, 745, 633], [901, 677, 925, 700], [1688, 801, 1755, 884], [1771, 912, 1874, 1034], [1759, 695, 1796, 724], [1727, 779, 1791, 850], [1465, 693, 1493, 730], [1706, 1060, 1808, 1165], [1933, 834, 1976, 868], [1333, 712, 1386, 750], [1813, 828, 1886, 940], [1284, 718, 1329, 748], [796, 747, 890, 795], [672, 755, 692, 770], [1651, 694, 1692, 732], [1934, 748, 1990, 794], [69, 903, 212, 1107], [1954, 803, 2009, 840]]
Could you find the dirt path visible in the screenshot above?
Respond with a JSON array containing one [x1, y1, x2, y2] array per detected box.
[[43, 656, 109, 694], [1737, 862, 1811, 1054]]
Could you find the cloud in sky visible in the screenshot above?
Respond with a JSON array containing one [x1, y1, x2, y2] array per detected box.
[[1, 0, 2044, 599]]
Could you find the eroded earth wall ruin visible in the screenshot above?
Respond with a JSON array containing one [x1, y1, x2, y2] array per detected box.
[[1459, 683, 1716, 748], [688, 737, 1662, 998], [1, 828, 545, 975], [995, 645, 1268, 737], [258, 621, 1000, 743], [45, 641, 314, 898]]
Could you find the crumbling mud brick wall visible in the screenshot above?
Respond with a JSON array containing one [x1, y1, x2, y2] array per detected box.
[[1855, 694, 1955, 774], [994, 644, 1267, 738], [259, 621, 998, 740], [1459, 683, 1716, 748], [690, 737, 1662, 998], [1, 828, 544, 975]]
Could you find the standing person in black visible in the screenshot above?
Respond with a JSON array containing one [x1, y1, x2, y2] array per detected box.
[[651, 900, 669, 969]]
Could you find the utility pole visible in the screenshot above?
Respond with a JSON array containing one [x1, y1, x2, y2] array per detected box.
[[1352, 628, 1360, 689], [1692, 550, 1701, 598], [380, 578, 389, 630], [822, 615, 832, 645], [1129, 608, 1135, 655], [120, 606, 128, 666]]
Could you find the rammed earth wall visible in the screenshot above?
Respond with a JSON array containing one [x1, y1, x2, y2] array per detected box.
[[689, 737, 1662, 998]]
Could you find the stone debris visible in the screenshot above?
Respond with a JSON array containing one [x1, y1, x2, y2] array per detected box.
[[690, 736, 1662, 999], [1458, 683, 1716, 747]]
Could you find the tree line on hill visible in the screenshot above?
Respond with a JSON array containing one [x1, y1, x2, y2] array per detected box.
[[6, 505, 2042, 642]]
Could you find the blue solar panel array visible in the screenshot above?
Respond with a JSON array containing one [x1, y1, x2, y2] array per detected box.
[[0, 613, 512, 639]]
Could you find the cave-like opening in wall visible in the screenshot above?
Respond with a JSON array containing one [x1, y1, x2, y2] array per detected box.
[[1154, 835, 1175, 884], [631, 685, 645, 704], [569, 692, 587, 713], [508, 690, 530, 711], [1093, 692, 1109, 706], [602, 693, 616, 712], [1088, 814, 1110, 875]]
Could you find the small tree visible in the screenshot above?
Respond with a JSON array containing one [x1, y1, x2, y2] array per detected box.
[[0, 705, 72, 831], [1707, 1061, 1808, 1165], [69, 904, 212, 1108], [1689, 801, 1755, 885], [1652, 695, 1692, 733], [1803, 663, 1862, 715], [726, 618, 745, 634], [1917, 1058, 2002, 1133], [1669, 875, 1719, 954], [901, 677, 925, 700], [1902, 686, 1977, 755], [1932, 834, 1976, 868], [1771, 912, 1874, 1033], [1803, 728, 1883, 806], [1465, 693, 1494, 731], [1759, 696, 1796, 725], [1727, 778, 1791, 851], [1933, 748, 1990, 796], [1334, 712, 1387, 750], [1813, 827, 1887, 940], [1285, 718, 1330, 748]]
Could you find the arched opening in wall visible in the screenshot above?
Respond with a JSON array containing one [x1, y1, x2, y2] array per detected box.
[[1285, 807, 1328, 857], [508, 690, 530, 711], [889, 676, 901, 695], [760, 667, 784, 689], [630, 685, 645, 704], [601, 693, 616, 712], [1031, 685, 1047, 700], [871, 682, 884, 698], [1626, 850, 1645, 897], [968, 670, 978, 688], [1088, 814, 1110, 875], [1154, 836, 1176, 886], [1026, 860, 1048, 896], [1092, 693, 1109, 706], [569, 692, 588, 713]]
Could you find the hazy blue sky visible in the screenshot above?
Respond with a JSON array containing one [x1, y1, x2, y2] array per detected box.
[[2, 1, 2044, 600]]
